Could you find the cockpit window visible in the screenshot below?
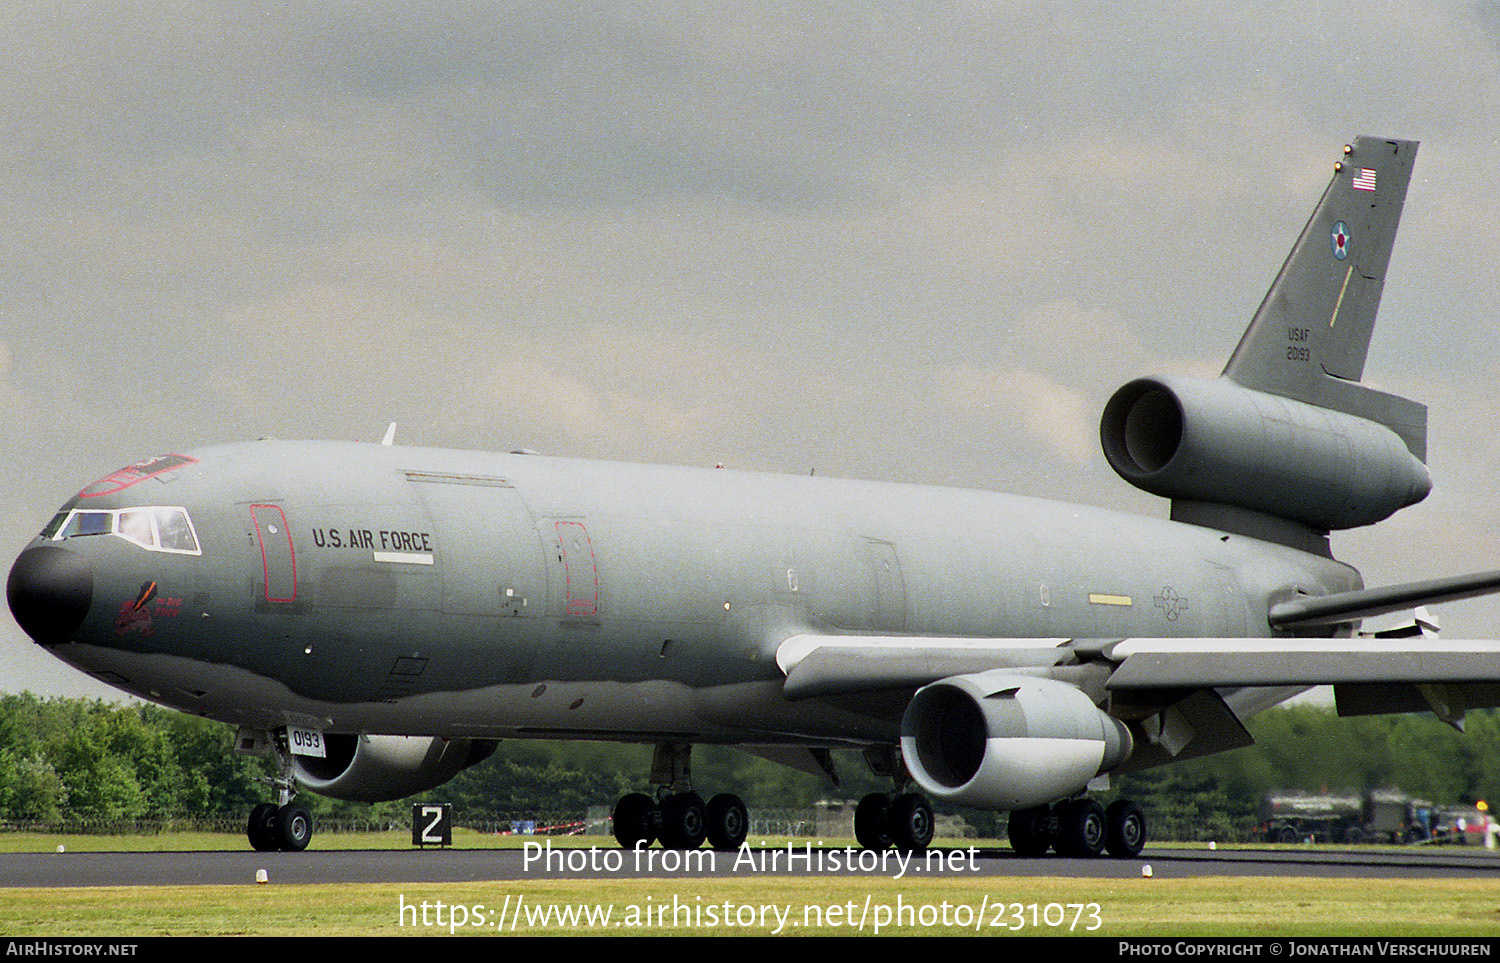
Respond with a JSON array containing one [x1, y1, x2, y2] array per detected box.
[[117, 510, 153, 547], [58, 511, 114, 538], [155, 508, 197, 552], [50, 506, 202, 556], [40, 511, 70, 540]]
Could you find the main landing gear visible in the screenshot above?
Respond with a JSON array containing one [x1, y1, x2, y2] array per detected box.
[[854, 791, 935, 852], [613, 790, 751, 851], [851, 746, 935, 852], [244, 730, 315, 852], [1008, 798, 1146, 858], [611, 742, 750, 851]]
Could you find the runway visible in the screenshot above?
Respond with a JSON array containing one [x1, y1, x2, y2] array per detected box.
[[3, 845, 1497, 888]]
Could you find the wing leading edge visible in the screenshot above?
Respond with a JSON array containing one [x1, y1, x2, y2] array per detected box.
[[776, 633, 1500, 729], [1101, 637, 1500, 688]]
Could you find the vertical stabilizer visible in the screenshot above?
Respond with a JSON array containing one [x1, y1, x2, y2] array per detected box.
[[1103, 137, 1433, 551], [1223, 137, 1425, 456]]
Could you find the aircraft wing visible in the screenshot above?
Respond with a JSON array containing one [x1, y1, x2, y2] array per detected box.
[[1103, 637, 1500, 688], [775, 633, 1075, 699], [777, 632, 1500, 698]]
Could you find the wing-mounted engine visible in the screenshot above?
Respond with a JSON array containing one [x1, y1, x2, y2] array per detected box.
[[292, 734, 498, 802], [899, 671, 1132, 811], [1100, 375, 1430, 533]]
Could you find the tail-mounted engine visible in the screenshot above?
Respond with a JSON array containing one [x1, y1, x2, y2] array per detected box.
[[1100, 375, 1430, 531], [900, 672, 1132, 811], [292, 734, 497, 802]]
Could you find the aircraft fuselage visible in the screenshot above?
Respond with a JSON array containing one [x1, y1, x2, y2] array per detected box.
[[16, 439, 1357, 747]]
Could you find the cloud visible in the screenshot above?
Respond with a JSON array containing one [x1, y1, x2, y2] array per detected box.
[[936, 363, 1095, 467], [460, 354, 710, 453]]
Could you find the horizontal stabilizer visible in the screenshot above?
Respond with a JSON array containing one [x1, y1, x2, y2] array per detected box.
[[1268, 570, 1500, 629]]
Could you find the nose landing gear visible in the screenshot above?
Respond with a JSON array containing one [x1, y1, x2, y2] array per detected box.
[[242, 728, 316, 852]]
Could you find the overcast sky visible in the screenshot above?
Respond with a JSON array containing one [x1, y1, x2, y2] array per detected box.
[[4, 2, 1499, 699]]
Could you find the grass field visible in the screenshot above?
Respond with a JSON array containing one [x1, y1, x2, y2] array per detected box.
[[2, 832, 1498, 937]]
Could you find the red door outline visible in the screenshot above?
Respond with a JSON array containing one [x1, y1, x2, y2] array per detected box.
[[553, 521, 598, 618], [250, 504, 297, 603]]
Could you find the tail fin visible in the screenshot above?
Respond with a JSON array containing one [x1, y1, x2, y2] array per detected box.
[[1100, 137, 1433, 552], [1223, 136, 1427, 457]]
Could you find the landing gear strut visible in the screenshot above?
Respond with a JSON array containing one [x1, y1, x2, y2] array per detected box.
[[243, 729, 315, 852], [611, 742, 749, 851]]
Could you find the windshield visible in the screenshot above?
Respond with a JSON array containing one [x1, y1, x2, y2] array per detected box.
[[51, 506, 202, 555]]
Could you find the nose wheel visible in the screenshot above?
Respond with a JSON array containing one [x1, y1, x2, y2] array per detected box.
[[246, 802, 314, 852]]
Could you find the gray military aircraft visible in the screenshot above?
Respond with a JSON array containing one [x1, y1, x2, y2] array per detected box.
[[11, 136, 1500, 858]]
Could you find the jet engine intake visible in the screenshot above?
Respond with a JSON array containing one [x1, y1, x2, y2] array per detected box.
[[900, 672, 1131, 811], [1100, 375, 1430, 530], [291, 734, 497, 802]]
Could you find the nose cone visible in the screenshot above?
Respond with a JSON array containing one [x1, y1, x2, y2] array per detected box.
[[8, 546, 93, 644]]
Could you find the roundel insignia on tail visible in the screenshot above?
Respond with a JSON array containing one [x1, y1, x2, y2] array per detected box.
[[1330, 221, 1351, 260]]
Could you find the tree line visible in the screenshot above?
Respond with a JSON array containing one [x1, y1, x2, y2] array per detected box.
[[1, 692, 1495, 834]]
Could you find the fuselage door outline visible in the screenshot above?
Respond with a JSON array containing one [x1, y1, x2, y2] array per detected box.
[[250, 504, 297, 603], [552, 520, 599, 620]]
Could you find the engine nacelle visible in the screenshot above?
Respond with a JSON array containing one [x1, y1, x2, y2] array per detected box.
[[900, 672, 1131, 811], [292, 734, 497, 802], [1100, 375, 1430, 530]]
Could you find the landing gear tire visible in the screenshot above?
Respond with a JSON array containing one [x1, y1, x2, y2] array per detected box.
[[613, 792, 659, 849], [706, 793, 749, 851], [658, 792, 708, 850], [1104, 800, 1146, 858], [888, 792, 934, 852], [278, 804, 313, 852], [1007, 804, 1053, 857], [854, 792, 893, 850], [247, 803, 280, 852], [1055, 798, 1107, 858]]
